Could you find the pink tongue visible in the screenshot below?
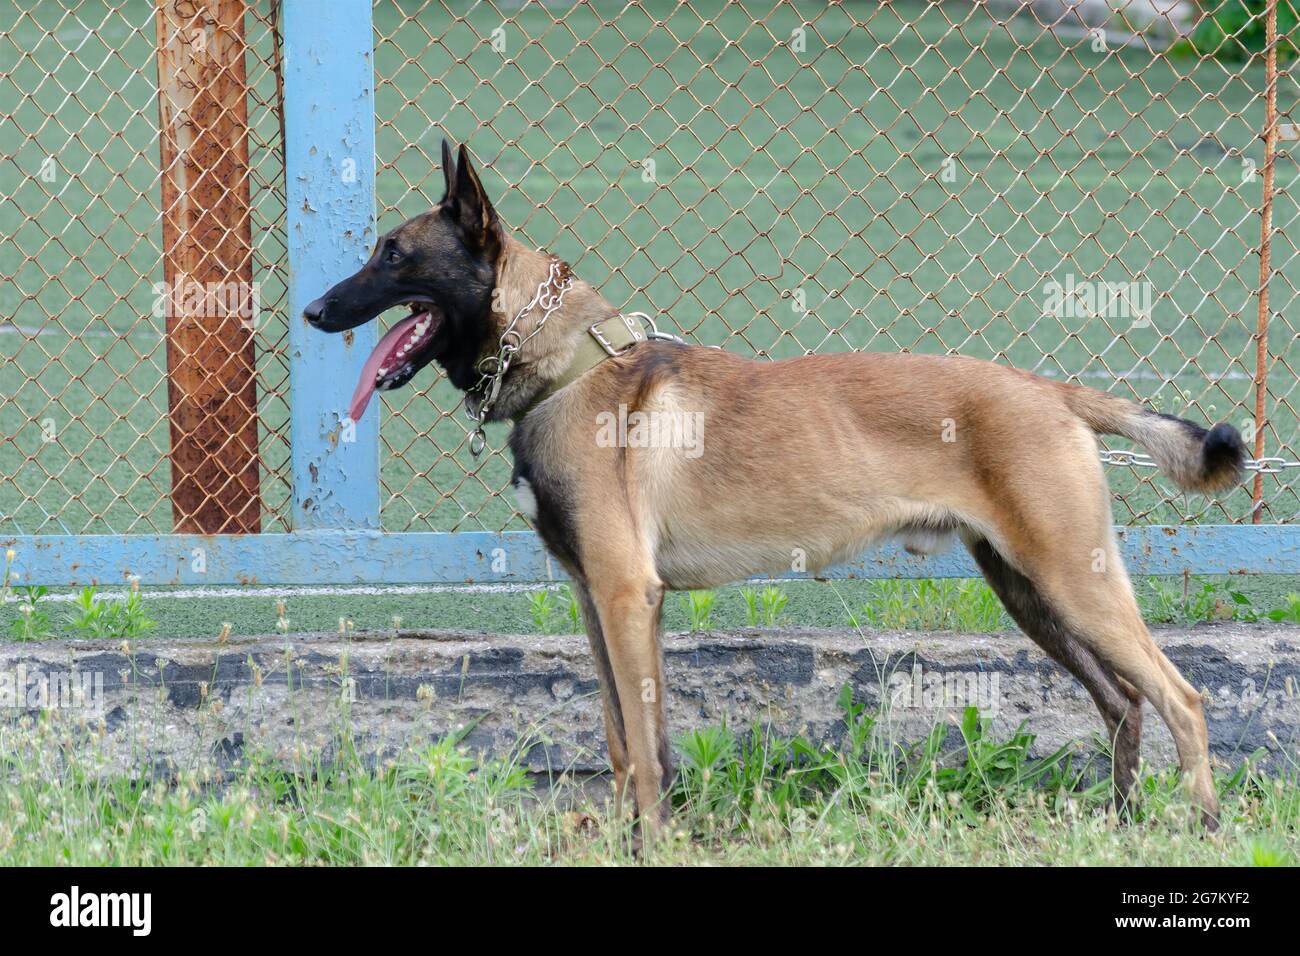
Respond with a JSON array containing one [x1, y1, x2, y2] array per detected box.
[[349, 313, 422, 422]]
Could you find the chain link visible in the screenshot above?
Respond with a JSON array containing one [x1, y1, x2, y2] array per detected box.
[[464, 256, 574, 457], [6, 4, 1299, 536], [367, 4, 1300, 531], [1100, 451, 1300, 474], [3, 2, 289, 536]]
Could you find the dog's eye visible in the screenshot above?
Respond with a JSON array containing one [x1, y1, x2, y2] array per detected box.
[[386, 249, 403, 264]]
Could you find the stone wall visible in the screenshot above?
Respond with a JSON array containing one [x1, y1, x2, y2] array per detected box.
[[2, 623, 1296, 780]]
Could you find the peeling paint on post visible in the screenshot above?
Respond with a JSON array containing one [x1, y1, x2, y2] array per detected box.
[[284, 0, 379, 530]]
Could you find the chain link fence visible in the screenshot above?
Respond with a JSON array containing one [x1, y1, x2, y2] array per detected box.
[[2, 0, 1298, 541], [2, 0, 290, 536]]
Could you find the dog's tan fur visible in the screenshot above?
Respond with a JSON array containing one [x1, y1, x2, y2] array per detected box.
[[486, 230, 1244, 833], [313, 147, 1246, 835]]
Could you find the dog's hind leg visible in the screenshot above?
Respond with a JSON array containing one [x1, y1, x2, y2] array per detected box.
[[570, 579, 633, 820], [967, 418, 1218, 827], [1043, 556, 1216, 828], [965, 534, 1143, 815]]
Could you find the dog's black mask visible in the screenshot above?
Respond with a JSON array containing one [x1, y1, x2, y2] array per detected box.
[[304, 140, 502, 420]]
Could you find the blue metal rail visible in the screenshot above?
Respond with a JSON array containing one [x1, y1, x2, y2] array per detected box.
[[3, 527, 1299, 587]]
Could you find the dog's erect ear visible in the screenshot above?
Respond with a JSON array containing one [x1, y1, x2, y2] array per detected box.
[[440, 139, 457, 200], [449, 143, 502, 259]]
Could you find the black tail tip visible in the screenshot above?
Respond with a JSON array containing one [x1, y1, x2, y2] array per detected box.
[[1202, 421, 1248, 489]]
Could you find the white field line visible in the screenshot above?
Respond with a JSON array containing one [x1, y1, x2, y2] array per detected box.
[[2, 582, 554, 605], [0, 325, 138, 340], [1038, 368, 1252, 382]]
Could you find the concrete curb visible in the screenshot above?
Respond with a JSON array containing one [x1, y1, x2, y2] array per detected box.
[[1, 624, 1297, 777]]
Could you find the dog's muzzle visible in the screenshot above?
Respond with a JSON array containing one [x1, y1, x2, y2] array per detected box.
[[303, 296, 327, 327]]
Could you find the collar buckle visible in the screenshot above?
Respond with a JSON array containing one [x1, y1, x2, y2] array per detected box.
[[589, 313, 647, 357]]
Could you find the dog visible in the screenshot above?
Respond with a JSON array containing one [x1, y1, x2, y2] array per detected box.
[[306, 141, 1247, 833]]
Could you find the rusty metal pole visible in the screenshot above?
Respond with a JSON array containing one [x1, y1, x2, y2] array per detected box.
[[155, 0, 262, 533], [1252, 0, 1278, 523]]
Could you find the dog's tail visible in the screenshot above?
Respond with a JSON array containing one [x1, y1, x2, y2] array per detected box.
[[1056, 381, 1247, 494]]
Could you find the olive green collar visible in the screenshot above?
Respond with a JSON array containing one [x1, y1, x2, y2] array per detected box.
[[516, 312, 650, 420]]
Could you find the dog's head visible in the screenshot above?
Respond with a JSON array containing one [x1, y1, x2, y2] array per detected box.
[[305, 141, 503, 421]]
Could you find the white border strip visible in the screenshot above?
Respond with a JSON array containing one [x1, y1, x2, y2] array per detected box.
[[3, 582, 553, 605]]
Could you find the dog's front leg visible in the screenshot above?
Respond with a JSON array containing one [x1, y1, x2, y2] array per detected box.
[[589, 571, 671, 837], [570, 579, 633, 819]]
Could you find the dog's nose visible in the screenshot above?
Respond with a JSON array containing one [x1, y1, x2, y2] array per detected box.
[[303, 297, 327, 327]]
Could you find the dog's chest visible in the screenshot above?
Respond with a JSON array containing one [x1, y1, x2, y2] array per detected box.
[[507, 435, 583, 572], [511, 475, 539, 521]]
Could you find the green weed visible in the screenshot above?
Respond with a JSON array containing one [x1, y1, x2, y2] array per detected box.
[[741, 584, 788, 627], [561, 584, 582, 633], [1267, 593, 1300, 624], [1144, 576, 1257, 624], [856, 579, 1007, 632], [8, 586, 53, 642], [680, 590, 716, 631], [528, 590, 557, 633], [0, 686, 1295, 865], [65, 583, 155, 641]]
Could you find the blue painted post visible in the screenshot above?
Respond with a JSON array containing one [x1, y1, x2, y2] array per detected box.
[[283, 0, 380, 530]]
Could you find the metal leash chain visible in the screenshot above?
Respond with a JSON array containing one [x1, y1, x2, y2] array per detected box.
[[1099, 450, 1300, 474], [1103, 449, 1300, 517], [465, 255, 574, 457]]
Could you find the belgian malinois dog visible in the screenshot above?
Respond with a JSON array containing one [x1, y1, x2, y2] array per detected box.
[[306, 141, 1246, 833]]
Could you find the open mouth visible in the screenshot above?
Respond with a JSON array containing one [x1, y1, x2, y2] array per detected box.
[[349, 302, 442, 422]]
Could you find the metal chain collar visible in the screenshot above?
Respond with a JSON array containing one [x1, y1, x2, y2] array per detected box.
[[466, 255, 574, 457]]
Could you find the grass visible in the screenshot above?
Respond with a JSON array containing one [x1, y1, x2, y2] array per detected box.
[[3, 570, 1299, 642], [527, 584, 582, 634], [1268, 593, 1300, 623], [2, 547, 1295, 864], [849, 579, 1009, 632], [1144, 576, 1257, 624], [7, 586, 52, 642], [64, 583, 155, 641], [0, 689, 1295, 865], [528, 590, 559, 633], [4, 553, 155, 642]]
